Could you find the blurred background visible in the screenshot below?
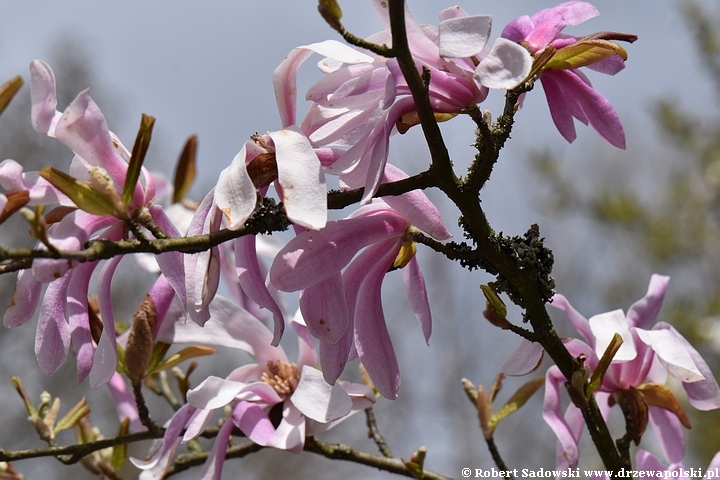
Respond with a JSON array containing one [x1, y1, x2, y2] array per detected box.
[[0, 0, 719, 478]]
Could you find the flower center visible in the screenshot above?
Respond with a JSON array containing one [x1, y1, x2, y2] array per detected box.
[[261, 361, 300, 396]]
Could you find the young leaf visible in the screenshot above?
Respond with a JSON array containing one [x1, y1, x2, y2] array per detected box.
[[146, 346, 217, 375], [0, 75, 23, 116], [546, 40, 628, 70], [39, 167, 117, 216], [173, 135, 197, 204], [489, 377, 545, 432], [53, 397, 90, 435], [123, 113, 155, 207], [587, 332, 623, 396]]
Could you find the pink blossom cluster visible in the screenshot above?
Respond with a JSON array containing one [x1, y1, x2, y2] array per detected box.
[[0, 1, 676, 477]]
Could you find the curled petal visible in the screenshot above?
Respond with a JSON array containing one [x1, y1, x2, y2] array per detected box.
[[438, 14, 492, 58], [627, 274, 669, 330], [269, 128, 327, 230], [589, 309, 637, 362], [635, 327, 704, 384], [266, 403, 305, 453], [195, 413, 234, 480], [543, 367, 580, 468], [291, 365, 352, 422], [214, 145, 257, 230], [232, 401, 277, 446], [187, 376, 247, 410], [501, 339, 544, 376], [475, 38, 532, 89], [29, 59, 59, 135], [4, 269, 42, 328], [89, 256, 123, 389], [403, 255, 432, 343]]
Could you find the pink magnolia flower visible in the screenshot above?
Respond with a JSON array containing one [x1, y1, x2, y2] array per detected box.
[[269, 194, 451, 400], [2, 60, 185, 388], [133, 296, 374, 479], [275, 0, 531, 203], [501, 1, 631, 148], [544, 275, 720, 468]]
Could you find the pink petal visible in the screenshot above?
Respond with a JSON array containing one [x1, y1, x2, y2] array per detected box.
[[29, 60, 60, 135], [270, 211, 407, 292], [35, 272, 72, 376], [4, 269, 42, 328], [131, 403, 195, 472], [403, 255, 432, 343], [235, 235, 285, 346], [543, 367, 580, 468], [232, 401, 276, 446], [351, 240, 402, 399], [195, 413, 234, 480], [149, 205, 186, 315], [525, 2, 600, 51], [105, 372, 143, 432], [187, 376, 246, 410], [299, 273, 348, 344], [501, 339, 544, 376], [635, 327, 704, 383], [627, 274, 669, 330], [269, 128, 327, 230], [291, 310, 318, 369], [89, 256, 123, 389], [648, 406, 685, 464], [67, 261, 99, 383], [549, 294, 594, 347]]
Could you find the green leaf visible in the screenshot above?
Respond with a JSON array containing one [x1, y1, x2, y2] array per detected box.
[[480, 285, 507, 318], [123, 113, 155, 207], [110, 418, 130, 471], [173, 135, 197, 203], [146, 346, 217, 375], [39, 167, 118, 216], [545, 40, 628, 70], [0, 75, 23, 116], [53, 397, 90, 435], [489, 377, 545, 432], [587, 332, 623, 396]]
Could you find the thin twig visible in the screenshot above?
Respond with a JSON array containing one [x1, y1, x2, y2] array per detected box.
[[364, 407, 393, 458]]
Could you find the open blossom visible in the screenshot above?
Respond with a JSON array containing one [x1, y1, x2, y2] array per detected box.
[[275, 0, 531, 203], [544, 275, 720, 469], [269, 193, 451, 400], [2, 60, 185, 388], [132, 296, 374, 479], [502, 1, 635, 148]]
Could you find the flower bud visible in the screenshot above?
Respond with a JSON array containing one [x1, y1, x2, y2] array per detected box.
[[124, 295, 158, 382]]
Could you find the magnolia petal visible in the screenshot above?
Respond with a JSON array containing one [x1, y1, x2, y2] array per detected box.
[[106, 373, 143, 432], [501, 339, 544, 376], [548, 294, 594, 347], [54, 89, 130, 188], [187, 376, 247, 410], [89, 256, 123, 389], [266, 403, 305, 453], [635, 328, 704, 383], [291, 365, 352, 423], [589, 309, 636, 362], [131, 403, 195, 471], [627, 274, 669, 330], [149, 205, 186, 315], [540, 71, 578, 144], [318, 325, 354, 386], [235, 235, 286, 346], [403, 256, 432, 343], [299, 273, 348, 344], [232, 401, 276, 446], [194, 414, 234, 480], [29, 60, 59, 135], [162, 295, 286, 366], [655, 323, 720, 410], [182, 408, 214, 442], [438, 14, 491, 58], [4, 268, 42, 328], [270, 212, 407, 292], [35, 272, 72, 376], [525, 2, 600, 52], [543, 367, 580, 469], [648, 406, 685, 464], [214, 145, 257, 229], [268, 128, 327, 230], [352, 241, 402, 399], [291, 310, 318, 370], [274, 40, 373, 128], [475, 38, 532, 89], [67, 261, 99, 383]]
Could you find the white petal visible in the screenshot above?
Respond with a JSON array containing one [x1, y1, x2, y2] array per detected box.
[[438, 15, 492, 58], [475, 38, 532, 89], [636, 328, 705, 383], [290, 365, 352, 423], [214, 144, 257, 230], [269, 127, 327, 230], [187, 376, 247, 410], [589, 309, 637, 362]]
